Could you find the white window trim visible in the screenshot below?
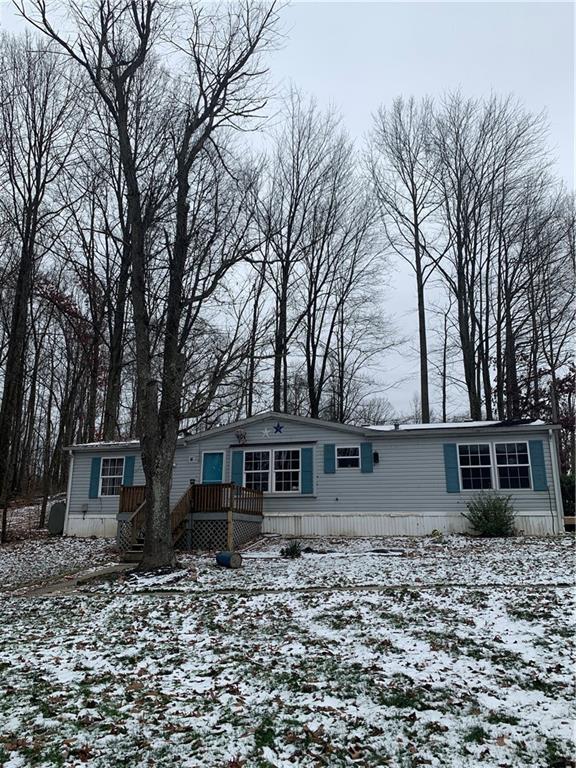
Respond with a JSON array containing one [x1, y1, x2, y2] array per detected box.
[[99, 455, 125, 497], [242, 448, 303, 494], [243, 449, 271, 493], [272, 448, 301, 494], [200, 450, 225, 484], [336, 445, 361, 470], [494, 441, 532, 491], [456, 442, 494, 491], [456, 441, 534, 492]]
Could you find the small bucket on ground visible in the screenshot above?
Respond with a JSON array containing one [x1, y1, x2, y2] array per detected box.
[[216, 551, 242, 569]]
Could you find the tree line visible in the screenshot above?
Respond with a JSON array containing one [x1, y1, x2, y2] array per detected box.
[[370, 95, 574, 466], [0, 2, 573, 562]]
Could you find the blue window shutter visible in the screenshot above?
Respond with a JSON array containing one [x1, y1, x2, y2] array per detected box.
[[443, 444, 460, 493], [123, 455, 135, 487], [360, 442, 374, 473], [324, 444, 336, 474], [301, 448, 313, 494], [231, 451, 244, 485], [529, 440, 548, 491], [89, 457, 102, 498]]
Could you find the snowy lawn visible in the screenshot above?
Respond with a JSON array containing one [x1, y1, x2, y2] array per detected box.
[[0, 535, 574, 768], [0, 536, 117, 590]]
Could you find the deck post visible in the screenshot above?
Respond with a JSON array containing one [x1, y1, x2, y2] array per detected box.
[[187, 481, 195, 550], [227, 483, 235, 550]]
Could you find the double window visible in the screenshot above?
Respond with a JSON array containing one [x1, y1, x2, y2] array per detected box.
[[100, 457, 125, 496], [244, 449, 301, 493], [457, 442, 531, 491]]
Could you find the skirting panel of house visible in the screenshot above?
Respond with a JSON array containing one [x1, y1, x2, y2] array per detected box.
[[66, 515, 117, 538], [187, 512, 262, 551], [261, 513, 557, 537]]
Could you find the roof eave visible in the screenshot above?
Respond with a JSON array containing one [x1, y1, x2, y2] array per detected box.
[[365, 423, 559, 438]]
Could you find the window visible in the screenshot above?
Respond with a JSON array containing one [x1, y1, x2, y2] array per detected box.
[[274, 449, 300, 492], [244, 451, 270, 492], [458, 444, 492, 490], [336, 446, 360, 469], [243, 449, 302, 493], [496, 442, 531, 489], [100, 457, 125, 496]]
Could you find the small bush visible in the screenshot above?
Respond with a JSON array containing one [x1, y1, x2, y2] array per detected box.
[[280, 540, 302, 559], [462, 493, 516, 537], [560, 474, 575, 517]]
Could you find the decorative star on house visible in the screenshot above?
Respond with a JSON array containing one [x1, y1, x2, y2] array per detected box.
[[262, 428, 271, 438], [274, 422, 284, 434]]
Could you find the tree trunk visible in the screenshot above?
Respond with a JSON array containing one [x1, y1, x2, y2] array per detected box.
[[415, 259, 430, 423], [0, 237, 35, 540], [102, 239, 130, 440]]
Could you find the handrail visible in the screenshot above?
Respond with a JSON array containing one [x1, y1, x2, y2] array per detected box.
[[120, 481, 262, 555], [128, 499, 147, 549], [190, 483, 263, 516], [119, 484, 146, 516], [171, 485, 194, 543]]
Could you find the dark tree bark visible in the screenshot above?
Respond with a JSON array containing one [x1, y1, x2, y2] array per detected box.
[[20, 0, 278, 567], [0, 36, 78, 539]]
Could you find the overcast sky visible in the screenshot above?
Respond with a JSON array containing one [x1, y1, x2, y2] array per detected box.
[[1, 1, 573, 416], [266, 1, 574, 416]]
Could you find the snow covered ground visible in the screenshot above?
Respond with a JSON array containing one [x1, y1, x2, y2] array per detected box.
[[0, 535, 117, 590], [0, 533, 574, 767]]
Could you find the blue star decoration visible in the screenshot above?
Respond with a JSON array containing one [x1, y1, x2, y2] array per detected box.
[[274, 422, 284, 434]]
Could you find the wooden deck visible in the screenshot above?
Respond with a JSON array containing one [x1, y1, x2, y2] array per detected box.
[[119, 483, 263, 518], [117, 483, 263, 558], [119, 484, 146, 516], [190, 483, 263, 516]]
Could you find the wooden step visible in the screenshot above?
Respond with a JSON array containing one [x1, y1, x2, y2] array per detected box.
[[122, 549, 144, 562]]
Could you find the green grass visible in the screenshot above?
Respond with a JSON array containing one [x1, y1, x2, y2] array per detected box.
[[544, 737, 575, 768], [464, 725, 489, 744], [486, 711, 520, 726], [253, 715, 276, 750]]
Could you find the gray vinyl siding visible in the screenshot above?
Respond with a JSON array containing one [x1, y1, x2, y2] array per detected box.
[[66, 416, 561, 536], [67, 450, 145, 517], [181, 419, 560, 533]]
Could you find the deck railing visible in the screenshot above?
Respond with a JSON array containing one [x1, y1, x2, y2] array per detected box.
[[119, 484, 146, 516], [171, 486, 195, 543], [117, 485, 147, 552], [118, 482, 263, 555], [190, 483, 263, 516]]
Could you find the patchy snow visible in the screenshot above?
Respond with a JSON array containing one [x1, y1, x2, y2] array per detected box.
[[95, 534, 574, 595], [0, 533, 574, 767], [0, 536, 117, 589], [367, 420, 546, 431], [67, 439, 141, 449]]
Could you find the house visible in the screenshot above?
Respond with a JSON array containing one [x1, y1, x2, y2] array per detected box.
[[63, 412, 565, 548]]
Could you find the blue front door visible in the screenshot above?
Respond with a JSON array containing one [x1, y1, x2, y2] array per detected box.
[[202, 452, 224, 484]]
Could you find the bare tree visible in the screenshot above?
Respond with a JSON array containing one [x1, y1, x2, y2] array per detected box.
[[431, 93, 548, 419], [258, 92, 342, 412], [370, 97, 442, 422], [0, 34, 80, 540], [19, 0, 279, 567]]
